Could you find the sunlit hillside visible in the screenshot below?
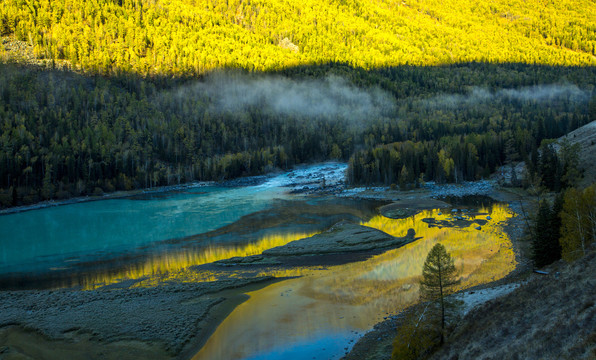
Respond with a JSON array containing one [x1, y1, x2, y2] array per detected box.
[[1, 0, 595, 75]]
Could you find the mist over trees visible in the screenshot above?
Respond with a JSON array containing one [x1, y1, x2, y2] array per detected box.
[[347, 80, 594, 187], [1, 0, 595, 207], [0, 62, 594, 208]]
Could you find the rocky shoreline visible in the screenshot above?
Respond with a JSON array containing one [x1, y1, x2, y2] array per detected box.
[[341, 186, 532, 360]]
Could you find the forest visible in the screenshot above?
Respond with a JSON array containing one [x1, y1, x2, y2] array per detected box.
[[1, 0, 595, 76], [0, 0, 595, 207], [0, 62, 595, 207]]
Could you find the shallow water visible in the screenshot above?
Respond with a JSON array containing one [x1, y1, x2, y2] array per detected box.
[[0, 163, 351, 281], [0, 185, 288, 275], [193, 204, 517, 360], [0, 163, 518, 359]]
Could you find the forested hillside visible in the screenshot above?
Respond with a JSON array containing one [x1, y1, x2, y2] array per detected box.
[[1, 0, 595, 75], [1, 1, 596, 207], [1, 62, 594, 207]]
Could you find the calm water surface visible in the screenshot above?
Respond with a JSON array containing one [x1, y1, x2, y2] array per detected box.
[[193, 205, 517, 360], [0, 163, 347, 276], [0, 185, 287, 275], [0, 163, 518, 360]]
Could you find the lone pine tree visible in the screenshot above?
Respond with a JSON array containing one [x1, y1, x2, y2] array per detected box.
[[419, 243, 460, 345]]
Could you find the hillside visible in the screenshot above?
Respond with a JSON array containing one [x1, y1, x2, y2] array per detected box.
[[1, 0, 595, 75], [429, 251, 596, 360], [1, 62, 594, 208], [344, 248, 596, 360], [559, 120, 596, 188], [1, 1, 595, 207]]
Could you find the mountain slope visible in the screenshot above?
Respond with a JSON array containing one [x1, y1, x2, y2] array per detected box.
[[429, 251, 596, 360], [559, 120, 596, 188], [1, 0, 595, 75]]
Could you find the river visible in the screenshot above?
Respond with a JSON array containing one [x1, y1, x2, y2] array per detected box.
[[0, 163, 517, 359], [192, 204, 516, 359], [0, 163, 362, 285]]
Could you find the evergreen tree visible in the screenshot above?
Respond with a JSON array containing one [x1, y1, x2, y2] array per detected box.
[[532, 199, 561, 268], [559, 139, 582, 189], [419, 243, 460, 345], [538, 143, 561, 191], [549, 193, 564, 261]]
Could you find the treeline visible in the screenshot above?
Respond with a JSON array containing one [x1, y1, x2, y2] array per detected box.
[[1, 0, 595, 76], [348, 87, 594, 187], [0, 65, 354, 206], [0, 62, 595, 208], [525, 139, 582, 192]]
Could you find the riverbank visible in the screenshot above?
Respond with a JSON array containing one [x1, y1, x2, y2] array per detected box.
[[0, 162, 346, 216], [0, 178, 413, 359], [345, 246, 596, 360], [341, 186, 536, 360], [0, 176, 523, 360], [0, 217, 420, 359], [0, 277, 281, 360], [0, 181, 214, 216]]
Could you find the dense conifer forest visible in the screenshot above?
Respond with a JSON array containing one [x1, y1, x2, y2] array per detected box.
[[1, 62, 594, 207], [0, 0, 595, 207]]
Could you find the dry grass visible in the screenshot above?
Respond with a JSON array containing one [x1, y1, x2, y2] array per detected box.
[[430, 251, 596, 360], [559, 120, 596, 188]]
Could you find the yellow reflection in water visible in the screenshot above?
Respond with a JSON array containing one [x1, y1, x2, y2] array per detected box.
[[79, 231, 317, 289], [358, 204, 516, 289], [256, 204, 516, 292], [193, 203, 517, 360]]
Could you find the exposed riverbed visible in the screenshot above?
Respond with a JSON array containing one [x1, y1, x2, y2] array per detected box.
[[0, 163, 519, 359]]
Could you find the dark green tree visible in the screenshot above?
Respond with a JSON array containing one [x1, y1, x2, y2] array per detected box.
[[549, 193, 564, 260], [532, 200, 550, 267], [559, 139, 582, 189], [533, 195, 564, 268], [419, 243, 460, 345]]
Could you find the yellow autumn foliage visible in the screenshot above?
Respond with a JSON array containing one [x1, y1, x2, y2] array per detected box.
[[1, 0, 594, 75]]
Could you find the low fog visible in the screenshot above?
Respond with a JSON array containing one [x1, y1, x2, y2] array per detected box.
[[423, 84, 591, 109], [175, 73, 396, 122]]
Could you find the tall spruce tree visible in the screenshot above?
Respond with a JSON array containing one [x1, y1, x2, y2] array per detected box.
[[419, 243, 460, 345], [532, 199, 561, 267], [549, 194, 564, 261]]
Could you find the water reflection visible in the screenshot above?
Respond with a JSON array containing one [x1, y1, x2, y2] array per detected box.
[[193, 203, 516, 360], [0, 185, 286, 276], [70, 231, 319, 290], [0, 195, 383, 290]]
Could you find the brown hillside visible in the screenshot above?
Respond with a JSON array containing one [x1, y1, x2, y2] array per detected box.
[[430, 251, 596, 360]]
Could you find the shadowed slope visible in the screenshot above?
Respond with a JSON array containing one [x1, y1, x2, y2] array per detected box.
[[430, 251, 596, 360]]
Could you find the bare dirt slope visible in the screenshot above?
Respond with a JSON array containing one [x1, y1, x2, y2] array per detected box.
[[560, 120, 596, 187]]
